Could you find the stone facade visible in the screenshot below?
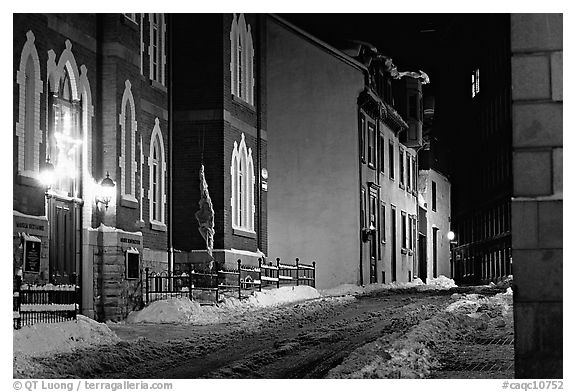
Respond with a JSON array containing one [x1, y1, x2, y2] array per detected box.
[[510, 13, 563, 379]]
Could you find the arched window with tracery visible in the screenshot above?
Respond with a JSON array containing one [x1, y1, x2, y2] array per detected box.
[[230, 14, 255, 105], [16, 30, 43, 177], [148, 118, 166, 228], [231, 133, 255, 232], [119, 80, 138, 204]]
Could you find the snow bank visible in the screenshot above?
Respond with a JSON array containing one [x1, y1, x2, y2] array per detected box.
[[328, 287, 513, 378], [13, 315, 120, 356], [321, 276, 459, 297], [126, 286, 322, 324], [426, 275, 457, 289]]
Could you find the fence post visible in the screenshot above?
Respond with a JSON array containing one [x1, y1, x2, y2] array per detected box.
[[145, 268, 149, 304], [276, 258, 280, 289], [237, 259, 242, 300], [295, 258, 300, 286], [188, 264, 193, 301], [312, 261, 316, 288], [258, 258, 262, 292]]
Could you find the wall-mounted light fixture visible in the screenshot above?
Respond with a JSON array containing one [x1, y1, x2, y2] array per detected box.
[[38, 160, 56, 190], [96, 172, 116, 210], [362, 223, 377, 242]]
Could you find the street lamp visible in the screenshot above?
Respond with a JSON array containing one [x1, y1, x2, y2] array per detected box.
[[447, 230, 457, 279], [96, 172, 116, 210]]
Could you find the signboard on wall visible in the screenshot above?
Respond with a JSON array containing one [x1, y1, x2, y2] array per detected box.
[[23, 235, 41, 273]]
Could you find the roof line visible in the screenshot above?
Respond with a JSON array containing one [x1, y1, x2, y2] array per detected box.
[[267, 14, 368, 73]]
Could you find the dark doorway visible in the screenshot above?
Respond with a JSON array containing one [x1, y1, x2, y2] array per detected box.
[[432, 227, 439, 278], [418, 233, 427, 282], [48, 197, 79, 284], [391, 206, 397, 282]]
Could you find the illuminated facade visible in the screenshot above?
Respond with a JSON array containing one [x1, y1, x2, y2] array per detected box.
[[13, 14, 169, 321]]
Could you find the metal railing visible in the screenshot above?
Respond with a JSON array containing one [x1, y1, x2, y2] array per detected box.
[[145, 257, 316, 305], [13, 275, 79, 329]]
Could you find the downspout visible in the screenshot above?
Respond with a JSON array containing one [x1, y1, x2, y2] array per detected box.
[[167, 14, 174, 273]]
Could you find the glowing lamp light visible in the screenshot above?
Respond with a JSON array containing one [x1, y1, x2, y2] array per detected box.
[[447, 231, 456, 241], [38, 161, 56, 188], [96, 172, 116, 209]]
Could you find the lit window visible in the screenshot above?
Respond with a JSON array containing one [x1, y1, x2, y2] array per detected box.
[[149, 13, 165, 85], [119, 80, 138, 203], [148, 118, 166, 225], [231, 133, 255, 232], [472, 68, 480, 98], [230, 14, 255, 105]]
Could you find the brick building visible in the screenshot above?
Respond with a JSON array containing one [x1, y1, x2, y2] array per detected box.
[[13, 14, 170, 321], [171, 13, 267, 269]]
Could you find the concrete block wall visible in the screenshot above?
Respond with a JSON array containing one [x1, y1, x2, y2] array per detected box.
[[510, 13, 563, 378]]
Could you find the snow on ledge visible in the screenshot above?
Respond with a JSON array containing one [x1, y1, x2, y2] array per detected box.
[[13, 210, 48, 220], [87, 223, 142, 236]]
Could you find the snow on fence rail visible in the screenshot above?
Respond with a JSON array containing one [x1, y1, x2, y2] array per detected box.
[[145, 258, 316, 306], [13, 276, 79, 329]]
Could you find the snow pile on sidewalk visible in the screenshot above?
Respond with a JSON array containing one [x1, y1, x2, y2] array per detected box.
[[426, 275, 457, 289], [14, 315, 120, 356], [321, 275, 458, 297], [126, 285, 322, 324], [328, 287, 513, 378]]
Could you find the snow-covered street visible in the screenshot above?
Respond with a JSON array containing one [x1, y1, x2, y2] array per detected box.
[[13, 279, 514, 379]]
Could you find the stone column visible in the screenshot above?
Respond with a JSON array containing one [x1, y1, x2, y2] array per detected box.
[[510, 13, 563, 378]]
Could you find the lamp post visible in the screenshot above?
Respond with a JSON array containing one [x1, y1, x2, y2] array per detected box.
[[447, 230, 457, 279]]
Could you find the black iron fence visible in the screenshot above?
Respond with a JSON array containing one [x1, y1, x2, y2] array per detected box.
[[13, 275, 79, 329], [145, 257, 316, 305]]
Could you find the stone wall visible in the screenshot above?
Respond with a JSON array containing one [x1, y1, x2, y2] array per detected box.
[[510, 13, 563, 378]]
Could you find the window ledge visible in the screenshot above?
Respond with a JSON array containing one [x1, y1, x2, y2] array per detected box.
[[120, 195, 139, 209], [233, 228, 257, 239], [231, 94, 256, 112], [150, 220, 167, 232], [150, 79, 167, 93]]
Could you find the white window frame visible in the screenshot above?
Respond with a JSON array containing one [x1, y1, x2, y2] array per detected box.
[[16, 30, 43, 177], [148, 13, 166, 85], [231, 133, 255, 232], [147, 118, 166, 229], [230, 14, 255, 105], [119, 80, 138, 203]]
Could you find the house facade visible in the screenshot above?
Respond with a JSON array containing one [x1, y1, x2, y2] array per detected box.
[[266, 16, 421, 289], [13, 13, 170, 321]]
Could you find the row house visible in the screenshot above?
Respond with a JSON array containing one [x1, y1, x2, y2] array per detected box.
[[266, 16, 425, 288]]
